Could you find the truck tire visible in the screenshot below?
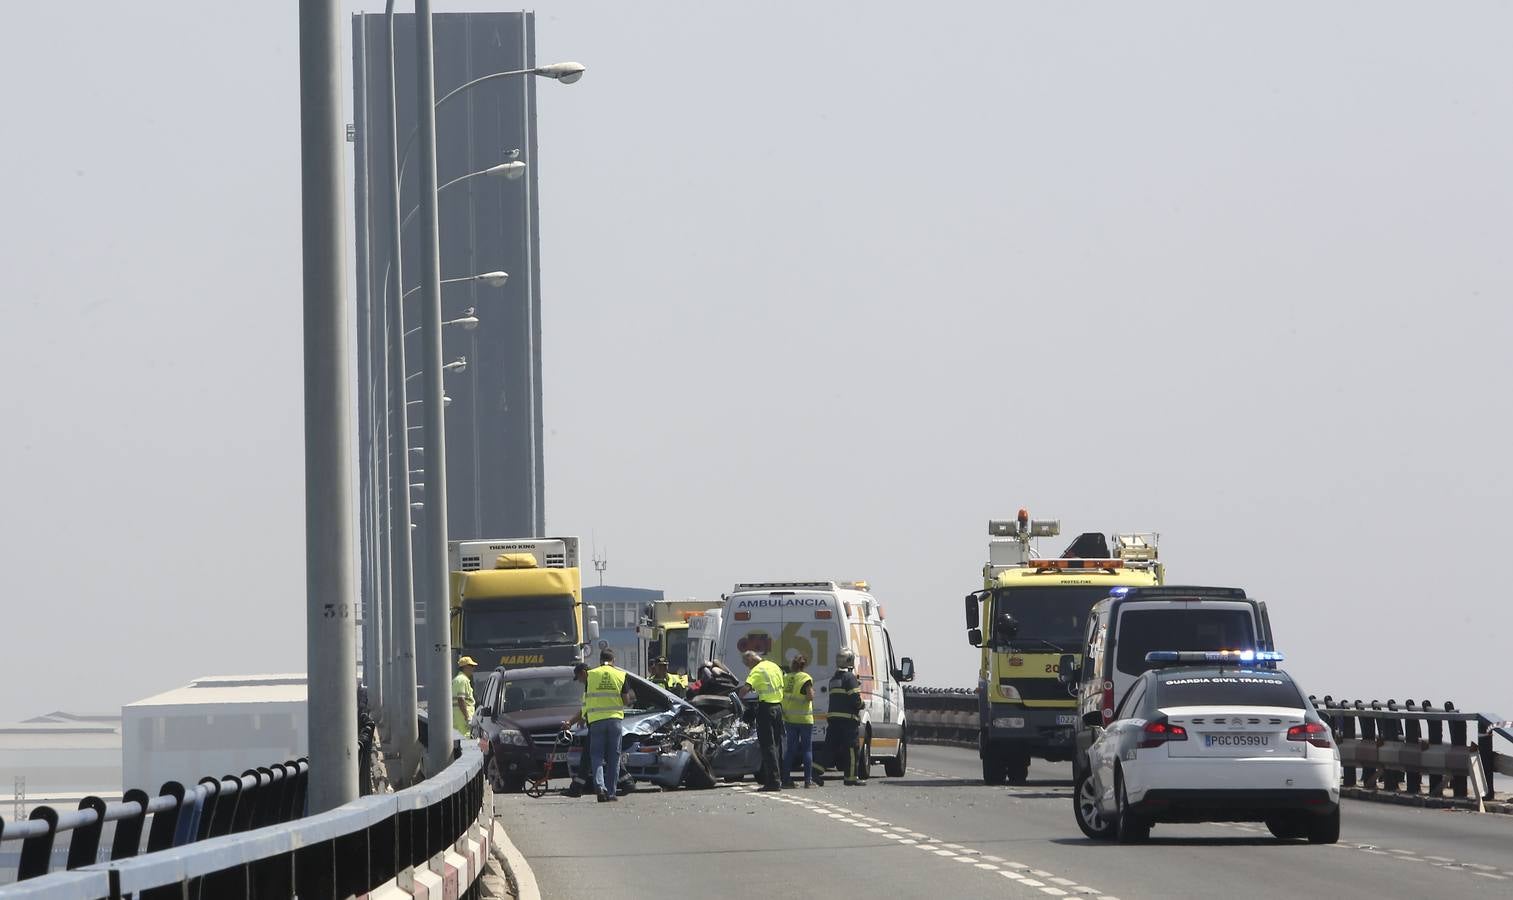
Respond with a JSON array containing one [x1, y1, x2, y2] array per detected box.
[[1006, 753, 1031, 785], [883, 732, 908, 777], [982, 747, 1006, 785]]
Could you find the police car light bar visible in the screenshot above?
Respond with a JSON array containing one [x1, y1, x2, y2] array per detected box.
[[1144, 650, 1286, 665]]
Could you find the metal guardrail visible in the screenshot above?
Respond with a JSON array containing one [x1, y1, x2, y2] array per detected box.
[[0, 744, 487, 899], [903, 686, 980, 749], [1312, 696, 1512, 810], [904, 686, 1512, 809], [0, 759, 309, 884]]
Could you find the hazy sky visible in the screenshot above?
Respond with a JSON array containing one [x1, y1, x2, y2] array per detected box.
[[2, 2, 1509, 724]]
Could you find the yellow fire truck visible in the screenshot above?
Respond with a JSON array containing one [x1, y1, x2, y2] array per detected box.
[[964, 509, 1163, 784]]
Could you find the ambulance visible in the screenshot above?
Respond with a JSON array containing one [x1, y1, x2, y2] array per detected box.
[[720, 580, 916, 777]]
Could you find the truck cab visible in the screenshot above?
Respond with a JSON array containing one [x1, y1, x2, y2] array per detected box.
[[966, 509, 1163, 784], [639, 599, 720, 677], [449, 537, 599, 684]]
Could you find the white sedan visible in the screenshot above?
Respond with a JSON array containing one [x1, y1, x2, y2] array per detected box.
[[1075, 656, 1341, 844]]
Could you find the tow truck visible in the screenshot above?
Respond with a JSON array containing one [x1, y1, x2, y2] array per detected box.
[[964, 509, 1164, 784]]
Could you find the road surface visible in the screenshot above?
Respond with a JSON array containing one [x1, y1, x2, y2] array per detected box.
[[495, 744, 1513, 899]]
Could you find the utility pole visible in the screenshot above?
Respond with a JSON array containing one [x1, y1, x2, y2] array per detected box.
[[415, 0, 457, 777], [298, 0, 358, 812]]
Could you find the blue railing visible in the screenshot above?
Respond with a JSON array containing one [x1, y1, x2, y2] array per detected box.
[[0, 760, 309, 885]]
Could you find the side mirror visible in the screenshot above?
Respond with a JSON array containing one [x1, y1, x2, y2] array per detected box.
[[1056, 654, 1078, 685], [963, 593, 980, 630], [648, 640, 663, 660], [897, 657, 915, 683], [478, 706, 493, 719], [1082, 711, 1102, 728], [585, 619, 600, 643], [967, 627, 982, 647]]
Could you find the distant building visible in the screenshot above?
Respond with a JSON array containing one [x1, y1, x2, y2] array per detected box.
[[584, 585, 664, 675], [0, 711, 122, 806], [1, 712, 122, 880], [121, 675, 308, 795]]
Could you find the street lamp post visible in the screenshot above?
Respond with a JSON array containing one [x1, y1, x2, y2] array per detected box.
[[414, 0, 457, 777], [298, 0, 358, 813], [381, 0, 421, 789]]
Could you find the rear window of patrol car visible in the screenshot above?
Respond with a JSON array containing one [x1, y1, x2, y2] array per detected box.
[[1154, 671, 1304, 709]]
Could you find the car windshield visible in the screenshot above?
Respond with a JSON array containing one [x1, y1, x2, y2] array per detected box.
[[1115, 607, 1256, 676], [463, 596, 576, 647], [497, 674, 584, 713], [1155, 671, 1305, 709], [992, 586, 1106, 650], [665, 629, 690, 673]]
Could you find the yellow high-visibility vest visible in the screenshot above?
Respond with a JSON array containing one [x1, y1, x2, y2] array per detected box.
[[582, 665, 627, 723], [783, 671, 814, 725], [746, 659, 785, 704]]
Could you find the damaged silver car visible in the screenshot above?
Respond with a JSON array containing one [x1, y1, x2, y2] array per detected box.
[[565, 671, 761, 790]]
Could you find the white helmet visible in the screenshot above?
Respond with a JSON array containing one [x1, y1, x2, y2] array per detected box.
[[836, 649, 856, 668]]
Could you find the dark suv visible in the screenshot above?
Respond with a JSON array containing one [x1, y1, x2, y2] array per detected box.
[[474, 666, 584, 792]]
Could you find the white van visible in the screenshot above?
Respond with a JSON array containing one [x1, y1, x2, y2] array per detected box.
[[719, 581, 916, 777]]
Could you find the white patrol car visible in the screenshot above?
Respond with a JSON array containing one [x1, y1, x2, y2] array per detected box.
[[720, 581, 915, 777], [1076, 651, 1341, 844]]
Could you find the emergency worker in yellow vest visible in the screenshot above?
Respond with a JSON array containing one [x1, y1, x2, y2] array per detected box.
[[580, 648, 635, 802], [738, 650, 788, 791], [826, 649, 865, 786], [781, 654, 819, 789], [648, 656, 688, 698]]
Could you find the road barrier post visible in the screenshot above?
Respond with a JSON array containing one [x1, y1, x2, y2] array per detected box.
[[1448, 706, 1468, 799]]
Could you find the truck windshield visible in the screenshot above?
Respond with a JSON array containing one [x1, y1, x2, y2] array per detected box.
[[464, 596, 576, 647], [992, 586, 1106, 650], [665, 629, 690, 674]]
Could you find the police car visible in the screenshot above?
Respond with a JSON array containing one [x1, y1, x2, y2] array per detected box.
[[1075, 651, 1341, 844]]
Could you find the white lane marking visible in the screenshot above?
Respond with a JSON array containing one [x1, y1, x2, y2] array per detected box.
[[1472, 873, 1507, 881], [1425, 856, 1455, 862], [749, 782, 1105, 897], [1464, 863, 1497, 871]]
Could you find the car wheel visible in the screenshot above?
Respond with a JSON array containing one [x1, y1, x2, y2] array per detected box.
[[1306, 807, 1340, 845], [1115, 767, 1150, 844], [1006, 753, 1031, 785], [861, 732, 873, 778], [884, 733, 908, 778], [1074, 765, 1117, 841], [1265, 814, 1305, 840]]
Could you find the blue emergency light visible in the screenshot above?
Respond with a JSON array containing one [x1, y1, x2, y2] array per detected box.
[[1144, 649, 1285, 665]]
